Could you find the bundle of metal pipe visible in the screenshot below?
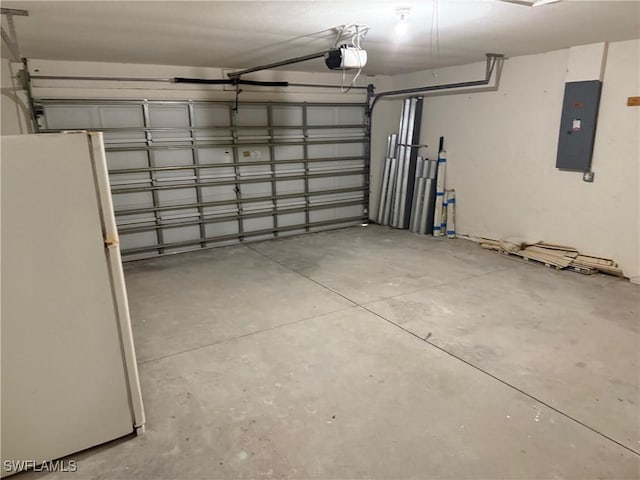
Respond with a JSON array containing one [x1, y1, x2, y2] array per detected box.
[[376, 133, 397, 225], [409, 157, 438, 234], [409, 156, 425, 233], [376, 96, 424, 228]]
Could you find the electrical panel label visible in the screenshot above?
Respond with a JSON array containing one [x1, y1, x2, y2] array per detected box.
[[572, 119, 581, 131]]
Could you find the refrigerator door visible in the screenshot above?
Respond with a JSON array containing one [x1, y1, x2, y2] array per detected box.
[[88, 132, 145, 433], [1, 133, 143, 476]]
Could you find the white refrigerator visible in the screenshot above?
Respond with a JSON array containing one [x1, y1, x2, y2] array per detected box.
[[1, 132, 145, 477]]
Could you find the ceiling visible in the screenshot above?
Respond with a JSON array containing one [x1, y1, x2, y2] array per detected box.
[[2, 0, 639, 76]]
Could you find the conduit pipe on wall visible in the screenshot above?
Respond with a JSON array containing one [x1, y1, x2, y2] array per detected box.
[[367, 53, 504, 114]]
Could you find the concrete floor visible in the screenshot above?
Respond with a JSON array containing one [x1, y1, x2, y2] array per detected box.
[[27, 226, 639, 479]]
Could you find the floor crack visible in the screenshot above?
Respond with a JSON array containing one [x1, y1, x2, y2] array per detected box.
[[247, 243, 640, 457]]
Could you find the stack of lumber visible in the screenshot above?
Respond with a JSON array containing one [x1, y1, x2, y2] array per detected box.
[[480, 239, 624, 277]]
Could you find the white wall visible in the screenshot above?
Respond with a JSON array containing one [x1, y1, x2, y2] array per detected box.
[[386, 40, 639, 281]]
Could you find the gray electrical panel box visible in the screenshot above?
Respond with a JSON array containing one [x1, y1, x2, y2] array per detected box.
[[555, 80, 602, 171]]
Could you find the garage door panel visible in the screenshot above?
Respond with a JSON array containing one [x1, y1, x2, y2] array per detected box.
[[161, 225, 201, 244], [311, 159, 363, 171], [272, 106, 303, 126], [148, 106, 189, 127], [335, 173, 365, 188], [244, 200, 274, 210], [276, 179, 305, 195], [156, 188, 198, 207], [273, 128, 304, 142], [204, 221, 238, 238], [201, 185, 237, 203], [199, 147, 232, 164], [117, 213, 155, 225], [155, 171, 197, 183], [335, 143, 365, 157], [236, 129, 270, 140], [240, 182, 272, 197], [99, 106, 144, 128], [110, 171, 151, 184], [44, 106, 97, 129], [239, 146, 270, 161], [202, 207, 238, 219], [106, 150, 149, 170], [119, 231, 159, 251], [193, 105, 230, 127], [236, 106, 268, 126], [307, 174, 364, 190], [306, 107, 335, 126], [336, 106, 365, 125], [39, 99, 368, 259], [159, 207, 200, 221], [307, 143, 365, 159], [150, 131, 192, 142], [194, 131, 232, 142], [309, 207, 364, 227], [307, 127, 360, 139], [103, 132, 147, 144], [112, 191, 153, 210], [200, 168, 235, 179], [239, 169, 272, 179], [278, 211, 306, 228], [307, 144, 335, 159], [275, 164, 304, 175], [312, 191, 364, 204], [274, 145, 303, 161], [276, 198, 306, 210], [153, 149, 192, 166], [243, 216, 275, 233]]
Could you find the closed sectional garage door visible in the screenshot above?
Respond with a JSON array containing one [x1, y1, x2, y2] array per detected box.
[[39, 99, 369, 260]]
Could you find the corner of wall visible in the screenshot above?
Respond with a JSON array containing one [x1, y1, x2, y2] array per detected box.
[[373, 40, 640, 279], [1, 57, 30, 135]]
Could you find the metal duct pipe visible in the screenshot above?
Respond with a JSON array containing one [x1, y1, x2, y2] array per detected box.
[[368, 53, 504, 113]]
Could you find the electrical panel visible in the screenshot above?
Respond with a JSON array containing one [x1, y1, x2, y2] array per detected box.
[[555, 80, 602, 171]]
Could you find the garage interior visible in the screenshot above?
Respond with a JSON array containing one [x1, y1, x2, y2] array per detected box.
[[1, 1, 639, 479]]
